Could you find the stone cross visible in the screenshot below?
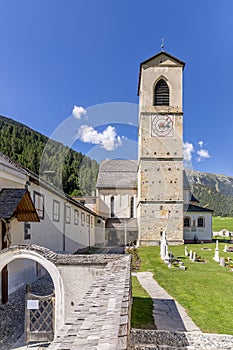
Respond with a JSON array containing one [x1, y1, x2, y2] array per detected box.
[[160, 230, 169, 262], [213, 240, 220, 263], [189, 250, 193, 260], [164, 242, 170, 263]]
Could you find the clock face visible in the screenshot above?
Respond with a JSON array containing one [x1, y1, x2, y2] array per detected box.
[[151, 115, 174, 137]]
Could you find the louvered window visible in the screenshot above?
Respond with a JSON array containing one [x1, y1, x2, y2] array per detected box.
[[154, 79, 169, 106]]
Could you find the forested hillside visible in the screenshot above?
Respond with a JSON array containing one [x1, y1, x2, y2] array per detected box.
[[1, 115, 233, 215], [0, 115, 99, 196], [186, 170, 233, 217]]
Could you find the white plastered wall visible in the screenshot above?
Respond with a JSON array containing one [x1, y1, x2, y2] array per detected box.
[[183, 212, 212, 242]]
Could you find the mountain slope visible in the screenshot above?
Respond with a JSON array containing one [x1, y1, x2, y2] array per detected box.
[[0, 115, 99, 196], [186, 169, 233, 216]]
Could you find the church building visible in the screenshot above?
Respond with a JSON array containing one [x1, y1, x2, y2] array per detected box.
[[96, 50, 213, 246]]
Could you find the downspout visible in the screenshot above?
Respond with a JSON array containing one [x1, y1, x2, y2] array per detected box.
[[63, 202, 66, 252]]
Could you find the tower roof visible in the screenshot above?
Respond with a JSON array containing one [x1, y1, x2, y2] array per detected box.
[[138, 51, 185, 95]]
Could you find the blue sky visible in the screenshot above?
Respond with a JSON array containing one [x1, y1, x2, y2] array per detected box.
[[0, 0, 233, 175]]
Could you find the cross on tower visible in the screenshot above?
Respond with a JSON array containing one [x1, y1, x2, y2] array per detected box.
[[161, 38, 165, 51]]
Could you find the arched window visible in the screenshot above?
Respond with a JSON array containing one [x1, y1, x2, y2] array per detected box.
[[197, 217, 205, 228], [130, 197, 134, 218], [110, 196, 114, 218], [154, 79, 169, 106], [184, 217, 191, 227]]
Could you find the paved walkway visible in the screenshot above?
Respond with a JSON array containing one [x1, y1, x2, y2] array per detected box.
[[135, 271, 200, 333], [11, 334, 49, 350]]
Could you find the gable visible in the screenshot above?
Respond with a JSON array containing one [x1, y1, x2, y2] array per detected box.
[[138, 51, 185, 95], [0, 188, 40, 222], [140, 51, 185, 68]]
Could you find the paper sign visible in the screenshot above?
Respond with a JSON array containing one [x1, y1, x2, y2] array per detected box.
[[27, 299, 39, 309]]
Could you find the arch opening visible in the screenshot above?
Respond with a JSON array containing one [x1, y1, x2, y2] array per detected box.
[[0, 248, 64, 340]]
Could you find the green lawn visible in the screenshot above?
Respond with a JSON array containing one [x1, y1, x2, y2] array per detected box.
[[131, 276, 156, 329], [213, 216, 233, 232], [137, 243, 233, 334]]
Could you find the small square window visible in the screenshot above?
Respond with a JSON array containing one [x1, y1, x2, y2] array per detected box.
[[86, 214, 90, 227], [33, 191, 44, 220], [24, 222, 31, 240], [81, 212, 85, 226], [65, 205, 71, 224], [74, 209, 79, 225], [53, 200, 60, 222]]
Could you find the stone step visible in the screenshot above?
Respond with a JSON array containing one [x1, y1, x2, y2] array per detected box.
[[130, 345, 195, 350]]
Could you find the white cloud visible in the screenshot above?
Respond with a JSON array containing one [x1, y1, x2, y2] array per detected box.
[[196, 140, 211, 162], [72, 105, 87, 119], [77, 125, 122, 151], [197, 149, 211, 162], [183, 142, 195, 162]]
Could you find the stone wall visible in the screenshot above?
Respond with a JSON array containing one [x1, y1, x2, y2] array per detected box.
[[129, 329, 233, 350]]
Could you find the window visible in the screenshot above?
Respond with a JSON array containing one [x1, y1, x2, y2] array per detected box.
[[184, 217, 191, 227], [33, 191, 44, 219], [53, 200, 60, 222], [74, 209, 79, 225], [81, 212, 85, 226], [197, 217, 205, 228], [111, 196, 114, 218], [24, 222, 31, 240], [154, 79, 169, 106], [130, 197, 134, 218], [86, 214, 90, 227], [65, 205, 71, 224]]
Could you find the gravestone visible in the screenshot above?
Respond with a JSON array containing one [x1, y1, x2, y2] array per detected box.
[[160, 230, 169, 263], [214, 240, 220, 263], [192, 252, 196, 262], [219, 257, 226, 267], [185, 246, 188, 257], [189, 250, 193, 260]]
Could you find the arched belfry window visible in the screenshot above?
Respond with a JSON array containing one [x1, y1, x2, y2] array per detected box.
[[154, 79, 169, 106]]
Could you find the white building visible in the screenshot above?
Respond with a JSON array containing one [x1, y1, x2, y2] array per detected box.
[[0, 152, 105, 302]]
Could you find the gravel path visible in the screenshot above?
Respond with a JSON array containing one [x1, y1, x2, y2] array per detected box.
[[0, 274, 53, 350]]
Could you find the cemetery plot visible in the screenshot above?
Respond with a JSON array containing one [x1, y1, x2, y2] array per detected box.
[[137, 243, 233, 334]]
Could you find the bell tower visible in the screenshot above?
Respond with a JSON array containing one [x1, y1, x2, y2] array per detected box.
[[137, 51, 185, 246]]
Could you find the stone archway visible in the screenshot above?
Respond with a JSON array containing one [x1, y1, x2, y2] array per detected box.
[[0, 246, 65, 337]]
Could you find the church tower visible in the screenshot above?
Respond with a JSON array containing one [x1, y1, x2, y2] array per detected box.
[[137, 51, 185, 246]]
